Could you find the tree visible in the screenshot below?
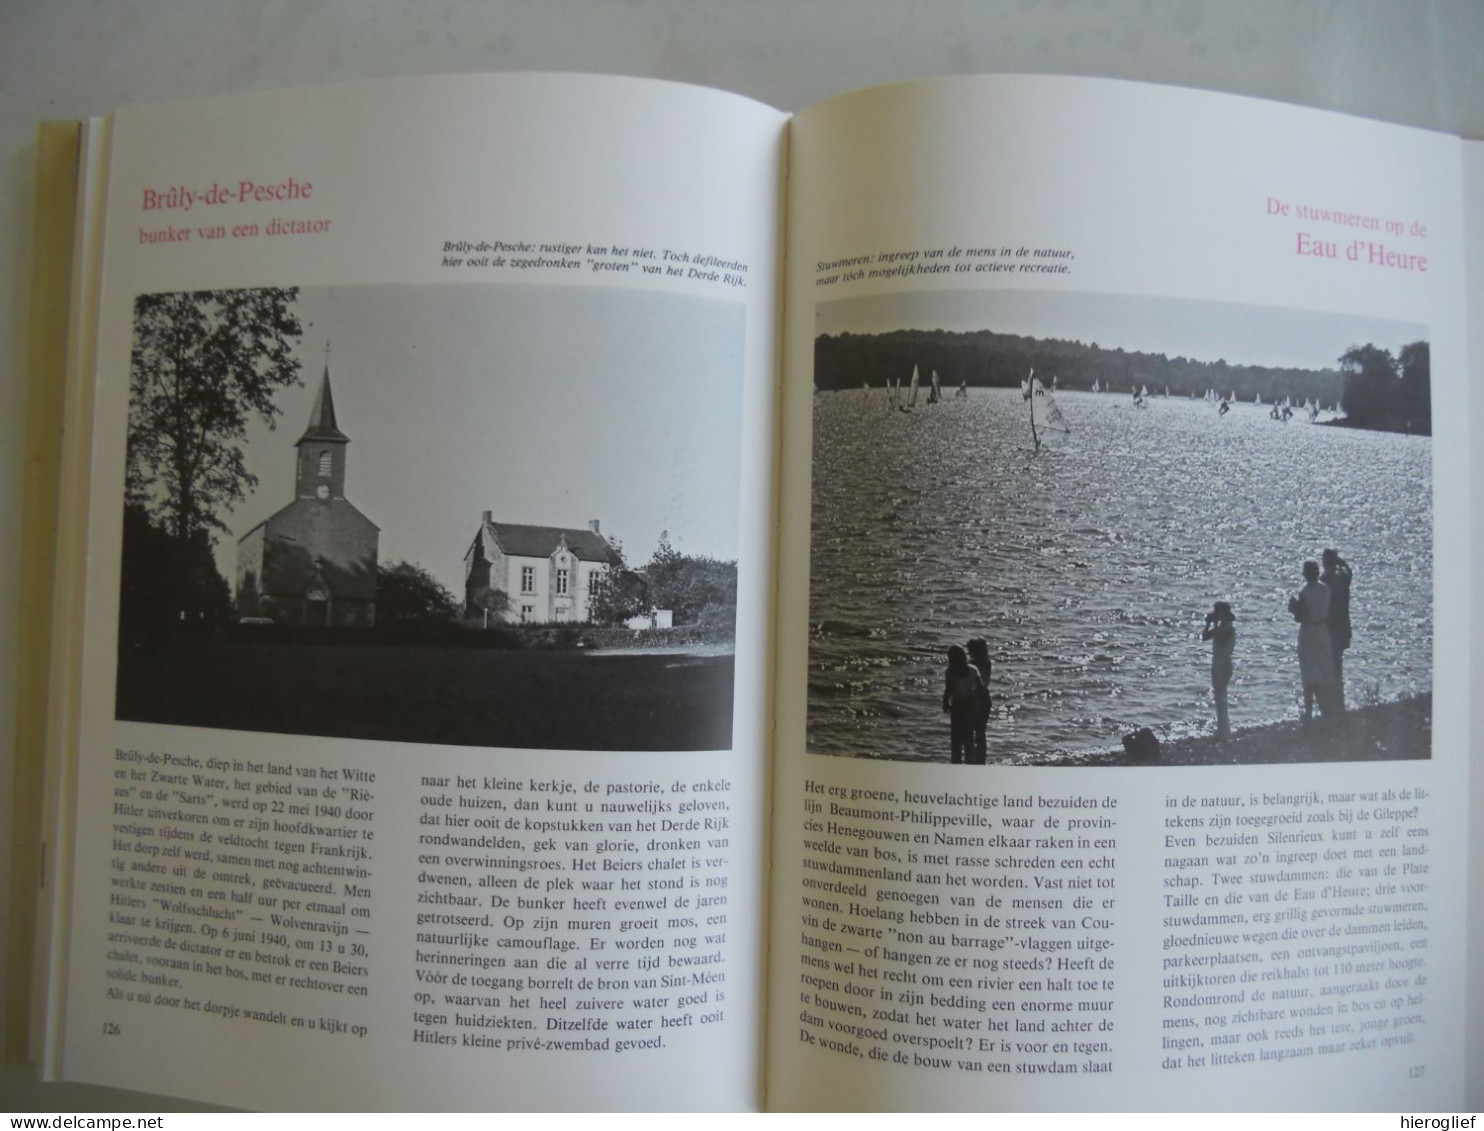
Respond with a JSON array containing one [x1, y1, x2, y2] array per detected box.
[[126, 288, 303, 545], [1337, 341, 1432, 433], [641, 531, 738, 628], [643, 531, 685, 609], [376, 561, 461, 624], [469, 585, 510, 628], [586, 540, 649, 626], [1396, 340, 1431, 433], [117, 504, 232, 641], [1338, 343, 1397, 427]]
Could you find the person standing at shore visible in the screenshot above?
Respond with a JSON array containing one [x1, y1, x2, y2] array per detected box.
[[1201, 601, 1236, 740], [966, 638, 993, 765], [942, 644, 986, 765], [1288, 560, 1337, 722], [1321, 548, 1353, 712]]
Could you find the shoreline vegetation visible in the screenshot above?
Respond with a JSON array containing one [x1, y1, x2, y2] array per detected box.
[[116, 638, 736, 750], [205, 619, 735, 651], [814, 330, 1430, 436], [814, 328, 1344, 404], [1009, 693, 1431, 767], [1319, 416, 1429, 436]]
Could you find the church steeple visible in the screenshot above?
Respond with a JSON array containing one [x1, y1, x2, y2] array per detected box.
[[295, 360, 351, 500]]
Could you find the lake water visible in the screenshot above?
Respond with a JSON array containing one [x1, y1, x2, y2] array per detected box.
[[807, 388, 1433, 762]]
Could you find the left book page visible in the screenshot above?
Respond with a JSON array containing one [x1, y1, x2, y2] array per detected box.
[[37, 74, 786, 1111]]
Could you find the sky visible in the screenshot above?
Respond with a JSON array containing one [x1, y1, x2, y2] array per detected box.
[[210, 283, 746, 595], [815, 289, 1427, 373]]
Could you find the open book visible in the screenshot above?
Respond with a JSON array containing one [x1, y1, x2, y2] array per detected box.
[[16, 72, 1480, 1111]]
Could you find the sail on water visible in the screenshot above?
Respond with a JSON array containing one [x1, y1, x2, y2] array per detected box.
[[1023, 369, 1070, 451], [928, 368, 942, 404], [904, 365, 920, 410]]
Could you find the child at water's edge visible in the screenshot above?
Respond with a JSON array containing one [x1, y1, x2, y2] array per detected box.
[[943, 644, 985, 764]]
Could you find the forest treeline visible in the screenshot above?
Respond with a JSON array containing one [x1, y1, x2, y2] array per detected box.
[[814, 328, 1344, 404]]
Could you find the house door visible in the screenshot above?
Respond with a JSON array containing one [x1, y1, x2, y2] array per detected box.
[[305, 564, 332, 626]]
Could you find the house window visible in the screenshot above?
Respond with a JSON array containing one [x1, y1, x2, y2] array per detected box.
[[520, 604, 534, 623], [588, 572, 600, 597], [556, 568, 569, 595], [521, 566, 535, 593], [318, 450, 332, 476]]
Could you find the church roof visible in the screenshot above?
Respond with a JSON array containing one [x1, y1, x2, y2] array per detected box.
[[297, 366, 349, 444], [484, 520, 616, 563], [239, 498, 380, 601], [239, 496, 382, 543]]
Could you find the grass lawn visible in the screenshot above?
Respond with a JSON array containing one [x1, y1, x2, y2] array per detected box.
[[116, 640, 735, 751]]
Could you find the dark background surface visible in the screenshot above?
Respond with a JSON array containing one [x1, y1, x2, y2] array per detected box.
[[4, 0, 1483, 1110]]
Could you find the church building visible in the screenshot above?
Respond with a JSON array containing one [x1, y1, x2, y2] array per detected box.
[[464, 514, 615, 624], [236, 366, 380, 625]]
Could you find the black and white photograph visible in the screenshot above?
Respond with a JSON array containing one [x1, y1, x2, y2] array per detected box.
[[115, 282, 745, 751], [807, 289, 1433, 766]]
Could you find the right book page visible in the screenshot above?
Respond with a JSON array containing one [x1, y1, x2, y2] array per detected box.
[[768, 75, 1470, 1111]]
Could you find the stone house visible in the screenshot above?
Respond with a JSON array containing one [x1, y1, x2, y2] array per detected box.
[[463, 513, 615, 624]]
